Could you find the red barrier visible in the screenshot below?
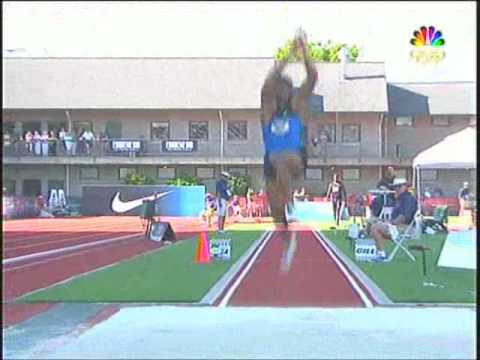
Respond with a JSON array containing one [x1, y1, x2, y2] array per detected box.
[[422, 197, 460, 216]]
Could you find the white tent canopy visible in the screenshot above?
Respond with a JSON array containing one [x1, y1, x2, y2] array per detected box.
[[413, 127, 476, 169]]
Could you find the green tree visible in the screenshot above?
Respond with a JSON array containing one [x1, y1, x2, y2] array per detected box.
[[275, 39, 360, 63], [228, 174, 251, 197], [166, 173, 201, 186], [124, 173, 155, 185]]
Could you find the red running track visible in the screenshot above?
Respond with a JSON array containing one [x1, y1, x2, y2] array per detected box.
[[2, 216, 205, 327], [226, 230, 367, 307]]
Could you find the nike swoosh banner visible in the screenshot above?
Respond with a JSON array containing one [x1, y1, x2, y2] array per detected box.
[[81, 185, 205, 216]]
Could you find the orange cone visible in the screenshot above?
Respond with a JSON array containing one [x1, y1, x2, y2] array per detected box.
[[195, 232, 211, 263]]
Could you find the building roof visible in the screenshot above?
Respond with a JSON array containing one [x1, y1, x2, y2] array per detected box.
[[3, 57, 388, 112], [387, 82, 476, 116]]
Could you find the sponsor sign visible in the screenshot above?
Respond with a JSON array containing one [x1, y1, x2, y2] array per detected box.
[[111, 140, 143, 152], [162, 140, 197, 153], [82, 185, 205, 216], [209, 238, 232, 261], [354, 239, 377, 262]]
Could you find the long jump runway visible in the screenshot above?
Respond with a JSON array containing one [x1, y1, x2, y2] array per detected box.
[[219, 228, 373, 307]]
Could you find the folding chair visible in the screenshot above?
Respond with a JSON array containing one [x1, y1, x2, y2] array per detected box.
[[386, 212, 422, 262], [423, 205, 449, 233]]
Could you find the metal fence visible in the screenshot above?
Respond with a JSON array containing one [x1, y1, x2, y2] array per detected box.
[[3, 139, 420, 161]]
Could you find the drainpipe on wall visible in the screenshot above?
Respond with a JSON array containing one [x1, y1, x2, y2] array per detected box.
[[218, 110, 224, 172], [379, 113, 385, 158], [65, 110, 72, 132], [65, 164, 70, 197]]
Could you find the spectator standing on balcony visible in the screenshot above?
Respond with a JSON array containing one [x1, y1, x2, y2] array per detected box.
[[64, 129, 77, 156], [58, 128, 66, 152], [80, 128, 95, 155], [24, 131, 33, 153], [458, 181, 471, 216], [40, 130, 49, 156], [33, 130, 42, 156], [48, 130, 58, 156], [326, 173, 347, 226]]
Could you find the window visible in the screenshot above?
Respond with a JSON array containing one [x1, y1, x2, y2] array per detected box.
[[469, 116, 476, 126], [227, 167, 247, 176], [80, 167, 99, 180], [227, 121, 248, 141], [196, 167, 215, 179], [432, 116, 449, 126], [395, 116, 413, 127], [306, 168, 323, 180], [151, 121, 170, 140], [22, 121, 42, 134], [421, 170, 438, 181], [342, 124, 361, 143], [394, 168, 408, 180], [48, 121, 67, 133], [119, 167, 137, 180], [158, 167, 175, 179], [318, 124, 336, 143], [189, 121, 209, 140], [23, 179, 41, 197], [342, 168, 360, 181], [73, 121, 93, 135]]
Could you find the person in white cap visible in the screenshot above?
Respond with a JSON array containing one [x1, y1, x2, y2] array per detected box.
[[215, 171, 232, 233], [370, 178, 418, 262]]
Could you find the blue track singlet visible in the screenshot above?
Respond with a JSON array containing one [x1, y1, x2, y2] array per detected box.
[[262, 110, 305, 156]]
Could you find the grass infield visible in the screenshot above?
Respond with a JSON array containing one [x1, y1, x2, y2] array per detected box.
[[18, 230, 263, 303], [324, 229, 476, 303]]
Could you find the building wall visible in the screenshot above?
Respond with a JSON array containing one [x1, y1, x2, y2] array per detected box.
[[385, 114, 474, 157]]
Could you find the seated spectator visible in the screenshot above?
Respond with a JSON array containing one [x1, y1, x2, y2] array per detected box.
[[458, 182, 471, 216], [201, 193, 217, 227], [230, 195, 242, 221], [369, 178, 418, 262], [246, 187, 257, 217], [293, 187, 306, 203], [33, 130, 42, 156]]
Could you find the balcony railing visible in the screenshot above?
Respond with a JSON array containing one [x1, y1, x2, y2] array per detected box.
[[2, 139, 420, 161]]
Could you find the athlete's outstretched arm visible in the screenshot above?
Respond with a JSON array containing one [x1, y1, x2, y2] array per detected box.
[[261, 58, 288, 125], [293, 36, 318, 114]]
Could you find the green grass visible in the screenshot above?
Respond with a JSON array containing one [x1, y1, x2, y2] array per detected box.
[[323, 229, 476, 303], [18, 230, 263, 303]]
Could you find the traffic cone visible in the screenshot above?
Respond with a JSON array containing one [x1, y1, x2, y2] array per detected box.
[[195, 232, 211, 264]]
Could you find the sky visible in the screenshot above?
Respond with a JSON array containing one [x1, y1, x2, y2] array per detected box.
[[2, 1, 476, 82]]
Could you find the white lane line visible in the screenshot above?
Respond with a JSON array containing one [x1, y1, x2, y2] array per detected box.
[[3, 236, 144, 272], [218, 231, 274, 307], [312, 231, 373, 308], [2, 233, 142, 266]]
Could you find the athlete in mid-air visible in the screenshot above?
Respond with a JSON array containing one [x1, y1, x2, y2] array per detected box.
[[261, 29, 318, 228]]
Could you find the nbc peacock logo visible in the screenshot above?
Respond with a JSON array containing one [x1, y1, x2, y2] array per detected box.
[[409, 26, 446, 64]]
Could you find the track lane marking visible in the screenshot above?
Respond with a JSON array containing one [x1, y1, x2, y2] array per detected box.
[[2, 233, 143, 266], [218, 231, 274, 307], [312, 231, 373, 308]]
